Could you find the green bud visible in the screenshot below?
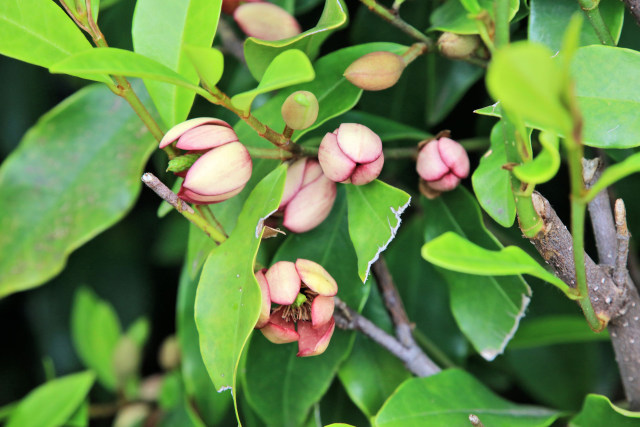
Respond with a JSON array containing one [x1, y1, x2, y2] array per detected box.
[[166, 153, 202, 173], [281, 91, 319, 130], [437, 32, 480, 60], [292, 292, 308, 308], [113, 337, 141, 387], [343, 51, 405, 91]]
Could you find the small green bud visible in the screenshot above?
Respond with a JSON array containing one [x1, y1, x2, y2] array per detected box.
[[281, 91, 319, 130], [113, 337, 141, 387], [343, 51, 405, 91], [166, 153, 202, 173], [437, 32, 480, 60], [292, 293, 308, 308]]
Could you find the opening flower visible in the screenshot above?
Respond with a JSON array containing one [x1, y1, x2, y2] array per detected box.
[[255, 259, 338, 357], [159, 117, 252, 204]]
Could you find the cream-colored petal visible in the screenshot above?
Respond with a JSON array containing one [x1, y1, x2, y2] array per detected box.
[[311, 296, 334, 328], [265, 261, 301, 305], [175, 125, 238, 150], [336, 123, 382, 163], [282, 175, 336, 233], [295, 259, 337, 296], [159, 118, 231, 148]]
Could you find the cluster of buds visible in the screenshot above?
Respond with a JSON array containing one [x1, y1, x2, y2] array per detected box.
[[416, 133, 469, 198], [278, 158, 336, 233], [159, 118, 252, 204], [343, 51, 406, 91], [255, 259, 338, 357], [318, 123, 384, 185], [233, 2, 301, 41]]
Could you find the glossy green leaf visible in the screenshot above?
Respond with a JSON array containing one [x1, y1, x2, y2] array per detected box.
[[508, 315, 609, 349], [71, 287, 121, 390], [132, 0, 220, 126], [374, 369, 560, 426], [0, 402, 16, 422], [231, 50, 315, 114], [50, 48, 200, 91], [0, 0, 93, 69], [65, 400, 88, 427], [184, 46, 224, 90], [570, 394, 640, 426], [244, 188, 370, 427], [529, 0, 624, 52], [430, 0, 519, 34], [460, 0, 482, 14], [126, 317, 150, 348], [244, 0, 348, 80], [345, 180, 411, 282], [177, 224, 232, 426], [471, 122, 516, 227], [585, 151, 640, 201], [195, 165, 287, 393], [6, 371, 95, 427], [513, 131, 560, 184], [486, 41, 572, 136], [0, 82, 156, 297], [422, 232, 571, 293], [422, 188, 531, 361]]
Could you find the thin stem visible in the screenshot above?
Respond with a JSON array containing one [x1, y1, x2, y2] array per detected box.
[[614, 199, 630, 287], [196, 205, 228, 239], [401, 42, 429, 65], [577, 0, 615, 46], [141, 173, 226, 243], [358, 0, 435, 48], [493, 0, 511, 48], [372, 258, 413, 347]]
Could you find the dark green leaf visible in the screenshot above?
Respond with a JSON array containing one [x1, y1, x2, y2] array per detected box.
[[244, 0, 348, 80], [131, 0, 221, 126], [374, 369, 560, 426], [6, 371, 95, 427], [570, 394, 640, 426], [508, 315, 609, 349], [0, 82, 156, 297]]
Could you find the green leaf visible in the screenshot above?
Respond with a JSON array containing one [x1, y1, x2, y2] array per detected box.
[[243, 188, 371, 427], [472, 122, 516, 227], [486, 41, 572, 136], [71, 287, 122, 390], [6, 371, 95, 427], [231, 49, 315, 114], [64, 399, 88, 427], [513, 131, 560, 184], [585, 151, 640, 201], [430, 0, 520, 34], [422, 232, 571, 293], [131, 0, 220, 126], [126, 317, 150, 348], [177, 224, 232, 426], [570, 394, 640, 426], [421, 188, 532, 360], [508, 315, 609, 349], [0, 82, 156, 297], [50, 48, 199, 91], [195, 165, 287, 393], [345, 180, 411, 282], [244, 0, 348, 80], [374, 369, 560, 427], [0, 0, 93, 68], [184, 46, 224, 90], [528, 0, 624, 52]]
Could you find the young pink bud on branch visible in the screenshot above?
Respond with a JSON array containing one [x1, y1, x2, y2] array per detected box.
[[343, 51, 406, 91], [234, 3, 301, 41], [417, 136, 469, 197]]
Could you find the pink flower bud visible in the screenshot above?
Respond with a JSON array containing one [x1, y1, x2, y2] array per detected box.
[[160, 118, 252, 205], [318, 123, 384, 185], [234, 3, 301, 41], [343, 51, 406, 91], [279, 158, 336, 233], [281, 91, 319, 130], [221, 0, 261, 15], [416, 137, 469, 193]]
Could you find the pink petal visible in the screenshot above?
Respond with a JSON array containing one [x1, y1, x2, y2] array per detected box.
[[282, 175, 336, 233], [159, 118, 231, 148], [437, 137, 470, 179], [265, 261, 301, 305], [301, 159, 323, 187], [234, 3, 301, 41], [416, 140, 449, 181], [182, 142, 252, 196], [335, 123, 382, 164], [178, 186, 243, 204], [280, 158, 307, 208], [296, 318, 335, 357], [311, 296, 334, 328], [255, 269, 271, 329], [426, 173, 461, 192], [318, 132, 356, 182], [350, 153, 384, 186], [295, 259, 337, 296], [175, 125, 239, 150], [260, 313, 299, 344]]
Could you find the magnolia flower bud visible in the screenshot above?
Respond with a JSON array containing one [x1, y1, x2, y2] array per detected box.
[[279, 158, 336, 233], [234, 3, 301, 41], [221, 0, 261, 15], [318, 123, 384, 185], [158, 335, 181, 371], [113, 337, 140, 386], [160, 118, 252, 205], [344, 51, 405, 91], [437, 32, 480, 60], [113, 403, 151, 427], [281, 91, 319, 130], [417, 137, 469, 194]]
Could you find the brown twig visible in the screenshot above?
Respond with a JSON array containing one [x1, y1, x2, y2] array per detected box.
[[333, 297, 440, 377], [615, 199, 631, 288], [583, 158, 617, 265], [372, 258, 413, 347], [621, 0, 640, 26], [142, 173, 194, 214]]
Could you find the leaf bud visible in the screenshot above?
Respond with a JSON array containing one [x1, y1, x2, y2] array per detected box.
[[281, 91, 319, 130], [417, 137, 469, 196], [437, 32, 480, 60], [113, 336, 140, 387], [343, 51, 406, 91], [158, 335, 181, 371], [234, 3, 301, 41]]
